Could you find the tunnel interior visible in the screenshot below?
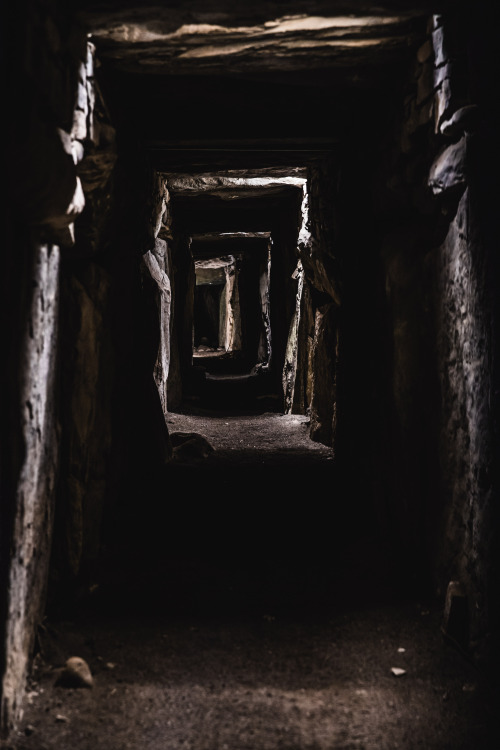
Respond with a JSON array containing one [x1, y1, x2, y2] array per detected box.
[[2, 0, 499, 745], [168, 179, 306, 408]]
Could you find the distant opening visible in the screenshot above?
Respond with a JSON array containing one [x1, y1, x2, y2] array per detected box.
[[191, 238, 273, 378], [163, 174, 307, 413], [193, 254, 241, 356]]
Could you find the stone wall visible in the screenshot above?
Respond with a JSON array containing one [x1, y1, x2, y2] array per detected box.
[[0, 241, 61, 737], [373, 8, 498, 662], [50, 149, 174, 610], [2, 0, 89, 735], [266, 195, 303, 403], [299, 163, 341, 446], [434, 187, 493, 651], [2, 2, 172, 736], [430, 10, 498, 662]]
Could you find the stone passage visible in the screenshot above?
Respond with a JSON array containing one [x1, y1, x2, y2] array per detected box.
[[2, 1, 498, 745]]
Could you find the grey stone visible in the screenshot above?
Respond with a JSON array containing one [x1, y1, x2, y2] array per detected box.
[[432, 26, 447, 67], [440, 105, 480, 137], [428, 137, 467, 195], [78, 146, 117, 193], [86, 41, 95, 78], [431, 14, 444, 31], [1, 244, 61, 735], [432, 23, 460, 68], [55, 657, 93, 688], [77, 80, 88, 112], [71, 141, 85, 165], [309, 303, 337, 447], [391, 667, 407, 676], [433, 61, 453, 89], [171, 432, 214, 460], [72, 108, 88, 142], [433, 77, 453, 133]]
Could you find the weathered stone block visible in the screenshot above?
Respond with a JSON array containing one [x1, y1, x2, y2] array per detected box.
[[86, 41, 95, 78], [55, 657, 93, 688], [430, 14, 444, 32], [433, 77, 453, 133], [432, 21, 462, 69], [72, 108, 88, 141], [440, 105, 480, 138], [1, 244, 60, 737], [76, 80, 88, 112], [72, 140, 85, 165], [87, 79, 97, 143], [432, 26, 447, 67], [428, 136, 467, 195], [309, 303, 337, 447]]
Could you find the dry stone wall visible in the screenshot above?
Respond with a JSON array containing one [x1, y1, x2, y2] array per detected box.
[[2, 3, 168, 737], [429, 11, 496, 663], [2, 1, 92, 735], [374, 8, 497, 664], [1, 242, 60, 737], [285, 165, 340, 443]]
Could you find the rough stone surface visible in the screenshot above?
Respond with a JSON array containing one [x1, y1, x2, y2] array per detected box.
[[283, 263, 305, 415], [428, 136, 467, 196], [299, 167, 341, 306], [431, 13, 470, 135], [143, 240, 172, 415], [83, 8, 426, 78], [1, 244, 60, 736], [2, 30, 98, 738], [440, 105, 480, 138], [55, 657, 93, 689], [170, 432, 215, 461], [433, 76, 454, 133], [434, 188, 493, 650], [309, 303, 338, 447]]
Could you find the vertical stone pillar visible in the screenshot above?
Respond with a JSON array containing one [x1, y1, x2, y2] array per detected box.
[[257, 246, 272, 366], [283, 261, 304, 414], [1, 243, 60, 736]]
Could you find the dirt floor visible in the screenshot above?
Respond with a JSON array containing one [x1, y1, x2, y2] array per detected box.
[[2, 401, 499, 750]]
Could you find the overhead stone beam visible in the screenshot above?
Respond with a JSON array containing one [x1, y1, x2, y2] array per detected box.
[[80, 6, 427, 75]]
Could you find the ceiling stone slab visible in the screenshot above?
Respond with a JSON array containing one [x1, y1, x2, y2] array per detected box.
[[76, 1, 448, 31], [164, 174, 306, 200], [74, 1, 440, 186], [79, 3, 429, 77]]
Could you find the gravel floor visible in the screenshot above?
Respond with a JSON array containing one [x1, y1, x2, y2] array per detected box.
[[2, 407, 498, 750], [4, 603, 497, 750]]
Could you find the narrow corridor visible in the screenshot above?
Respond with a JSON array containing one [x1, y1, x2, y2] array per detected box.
[[3, 3, 498, 747]]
